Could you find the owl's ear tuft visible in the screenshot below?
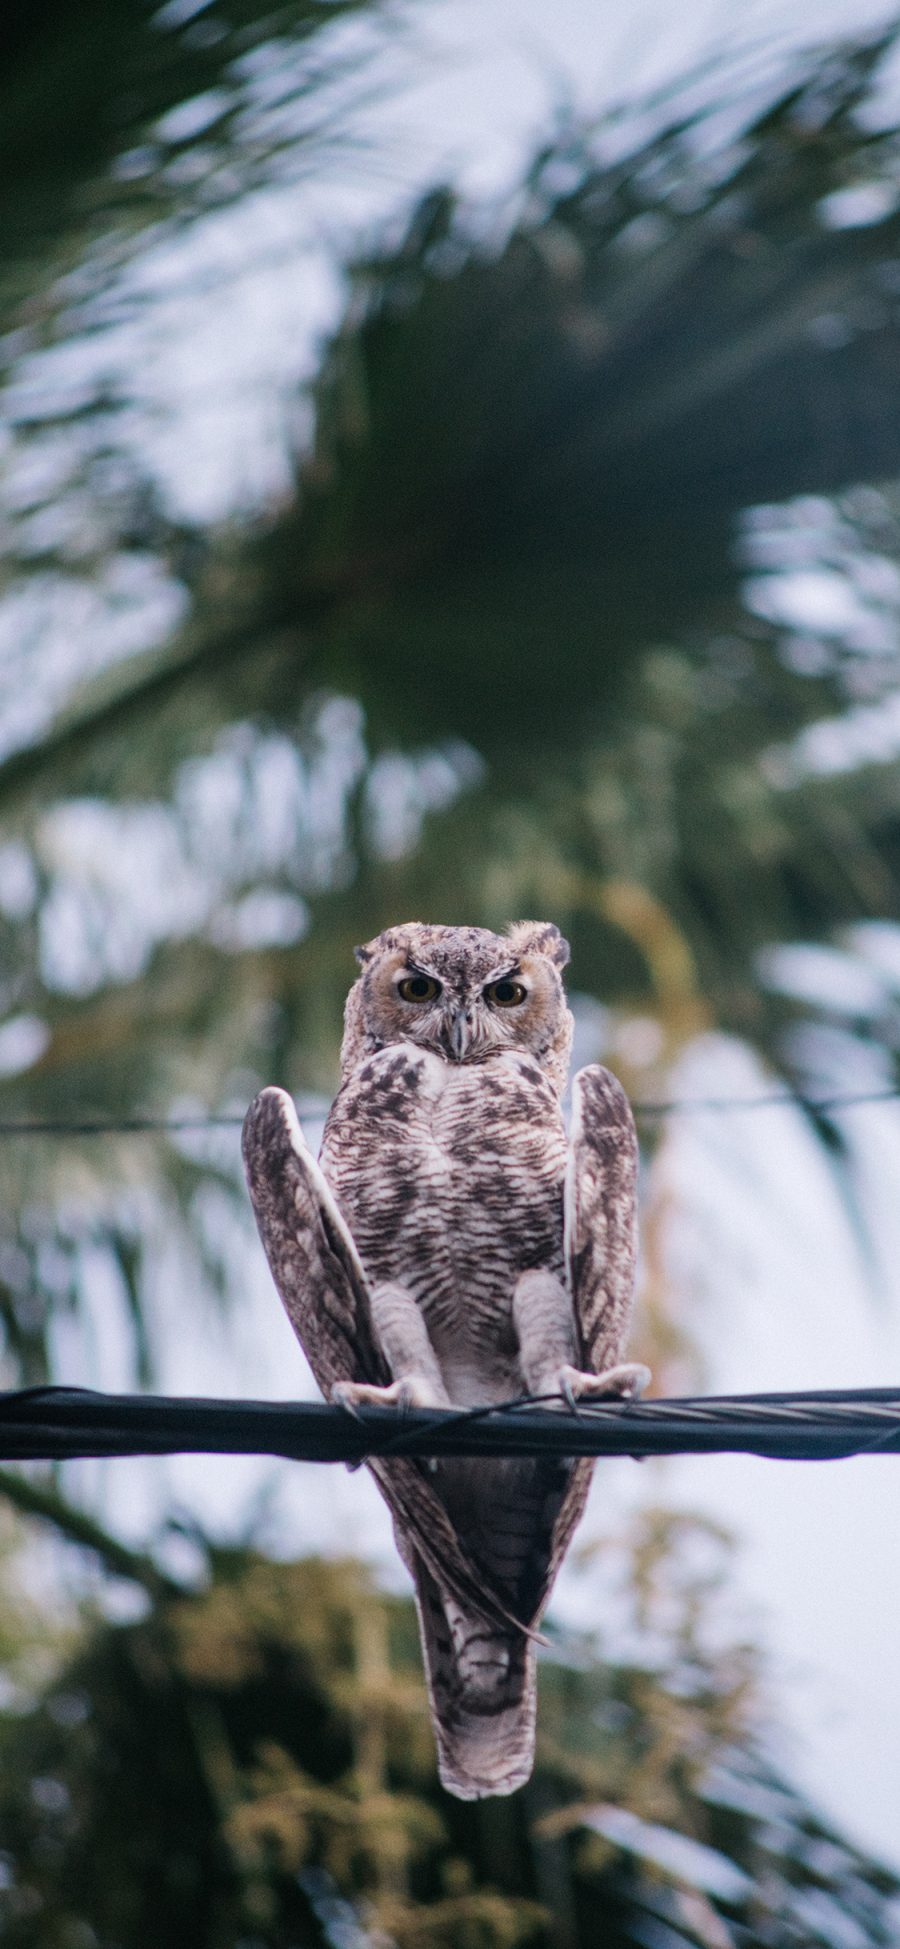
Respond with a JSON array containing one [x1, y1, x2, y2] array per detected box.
[[353, 942, 374, 966], [506, 921, 570, 969]]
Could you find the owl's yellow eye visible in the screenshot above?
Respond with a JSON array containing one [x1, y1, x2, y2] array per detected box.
[[484, 978, 527, 1008], [398, 972, 442, 1004]]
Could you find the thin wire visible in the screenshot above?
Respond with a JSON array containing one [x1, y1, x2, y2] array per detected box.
[[371, 1391, 546, 1459], [0, 1115, 246, 1136], [0, 1086, 899, 1138]]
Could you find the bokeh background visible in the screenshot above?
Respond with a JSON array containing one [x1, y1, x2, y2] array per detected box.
[[4, 1, 900, 1942]]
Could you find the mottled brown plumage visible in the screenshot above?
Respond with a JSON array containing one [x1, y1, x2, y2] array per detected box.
[[242, 921, 647, 1799]]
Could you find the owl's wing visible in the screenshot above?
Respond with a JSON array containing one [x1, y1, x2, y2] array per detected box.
[[242, 1086, 388, 1397], [242, 1087, 532, 1637], [519, 1065, 640, 1625], [564, 1063, 639, 1376]]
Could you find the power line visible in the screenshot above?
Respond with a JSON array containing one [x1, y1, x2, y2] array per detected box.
[[635, 1086, 900, 1117], [0, 1114, 246, 1137], [0, 1085, 899, 1139], [1, 1386, 900, 1463]]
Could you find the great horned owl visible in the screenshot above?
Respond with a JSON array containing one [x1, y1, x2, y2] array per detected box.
[[242, 921, 647, 1799]]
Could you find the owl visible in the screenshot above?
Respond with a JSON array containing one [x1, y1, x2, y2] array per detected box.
[[242, 921, 647, 1800]]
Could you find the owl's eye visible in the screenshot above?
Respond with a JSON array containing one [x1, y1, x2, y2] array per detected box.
[[398, 972, 442, 1004], [484, 978, 527, 1008]]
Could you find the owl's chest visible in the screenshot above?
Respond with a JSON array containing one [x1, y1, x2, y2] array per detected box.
[[320, 1043, 567, 1293]]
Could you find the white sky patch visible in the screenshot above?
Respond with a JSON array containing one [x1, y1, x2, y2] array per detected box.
[[0, 842, 38, 920], [757, 941, 893, 1020], [31, 699, 376, 994], [742, 497, 900, 667], [819, 181, 900, 228], [567, 991, 612, 1074], [363, 742, 483, 860], [0, 561, 189, 765], [766, 690, 900, 782], [209, 887, 310, 949], [582, 1804, 753, 1901], [746, 566, 880, 637], [175, 726, 317, 879], [740, 492, 900, 780], [847, 920, 900, 988], [177, 698, 371, 897], [37, 799, 211, 995], [153, 88, 234, 148], [0, 1014, 50, 1078]]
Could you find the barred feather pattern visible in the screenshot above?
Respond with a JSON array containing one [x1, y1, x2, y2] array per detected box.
[[242, 921, 640, 1799]]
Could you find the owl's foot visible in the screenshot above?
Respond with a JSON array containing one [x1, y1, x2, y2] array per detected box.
[[555, 1362, 651, 1411], [332, 1376, 445, 1416]]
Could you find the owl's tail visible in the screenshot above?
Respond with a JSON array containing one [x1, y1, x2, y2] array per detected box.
[[413, 1558, 536, 1799]]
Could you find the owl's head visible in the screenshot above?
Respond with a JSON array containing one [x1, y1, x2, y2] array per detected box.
[[342, 920, 573, 1092]]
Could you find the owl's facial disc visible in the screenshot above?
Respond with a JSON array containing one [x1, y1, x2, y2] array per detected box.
[[347, 922, 573, 1089]]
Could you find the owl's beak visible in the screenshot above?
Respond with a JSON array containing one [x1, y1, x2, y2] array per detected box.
[[448, 1008, 473, 1062]]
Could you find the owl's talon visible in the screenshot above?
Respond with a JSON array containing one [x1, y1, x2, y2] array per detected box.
[[560, 1377, 581, 1416], [331, 1376, 441, 1414], [556, 1362, 651, 1405], [331, 1382, 363, 1420]]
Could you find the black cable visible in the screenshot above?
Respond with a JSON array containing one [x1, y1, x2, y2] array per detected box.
[[1, 1386, 900, 1464]]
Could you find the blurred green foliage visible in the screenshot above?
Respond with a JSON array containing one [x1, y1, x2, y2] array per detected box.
[[0, 0, 375, 310], [2, 1517, 897, 1948]]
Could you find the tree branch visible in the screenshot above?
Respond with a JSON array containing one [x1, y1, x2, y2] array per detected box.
[[0, 1464, 184, 1599]]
